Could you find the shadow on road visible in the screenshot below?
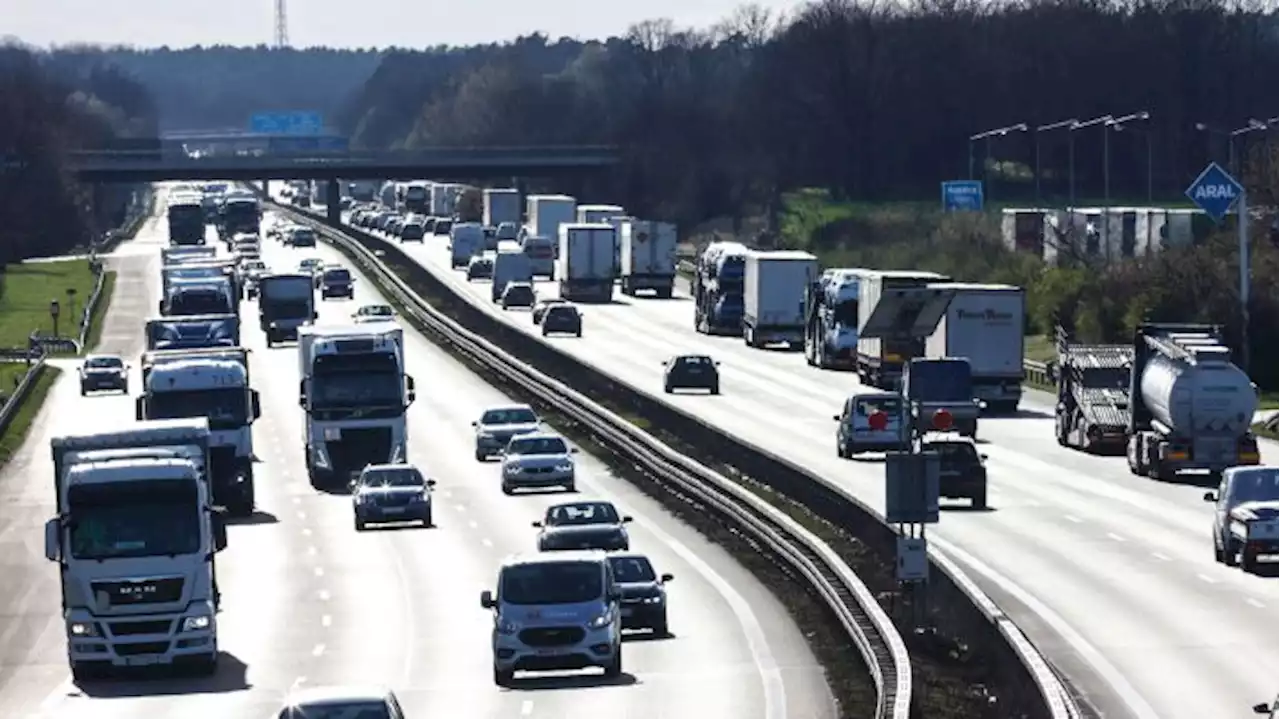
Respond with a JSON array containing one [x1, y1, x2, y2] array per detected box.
[[74, 651, 249, 698]]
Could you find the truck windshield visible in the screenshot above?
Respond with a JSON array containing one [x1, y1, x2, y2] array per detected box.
[[148, 321, 236, 350], [312, 354, 403, 411], [1230, 468, 1279, 503], [830, 298, 859, 326], [68, 481, 201, 560], [148, 389, 249, 429], [1081, 367, 1129, 389], [909, 361, 972, 402], [500, 562, 603, 605], [718, 255, 745, 281], [263, 299, 311, 319], [169, 289, 232, 316]]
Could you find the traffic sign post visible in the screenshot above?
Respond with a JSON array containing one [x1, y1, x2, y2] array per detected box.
[[49, 299, 60, 337], [1185, 162, 1250, 374], [249, 111, 324, 135], [941, 180, 984, 212], [884, 403, 948, 627]]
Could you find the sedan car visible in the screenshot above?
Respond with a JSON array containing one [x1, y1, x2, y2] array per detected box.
[[352, 463, 436, 530], [320, 266, 355, 299], [287, 227, 317, 248], [500, 433, 578, 494], [662, 354, 720, 394], [298, 257, 325, 283], [352, 303, 396, 323], [472, 404, 541, 460], [531, 297, 567, 325], [541, 304, 582, 337], [275, 685, 406, 718], [534, 500, 632, 551], [79, 354, 129, 395], [466, 256, 494, 281], [609, 553, 674, 635], [501, 282, 536, 310]]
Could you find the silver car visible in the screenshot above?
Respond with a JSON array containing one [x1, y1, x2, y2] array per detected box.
[[500, 433, 577, 494], [352, 463, 436, 530], [472, 404, 540, 461]]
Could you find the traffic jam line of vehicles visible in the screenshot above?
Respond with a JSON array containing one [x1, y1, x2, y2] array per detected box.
[[283, 177, 1279, 716], [45, 182, 710, 715]]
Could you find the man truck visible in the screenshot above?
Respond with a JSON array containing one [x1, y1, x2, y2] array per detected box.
[[167, 197, 206, 246], [145, 314, 241, 352]]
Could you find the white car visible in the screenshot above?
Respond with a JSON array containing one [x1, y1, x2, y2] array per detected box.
[[352, 303, 396, 323], [275, 685, 406, 718], [500, 432, 578, 495]]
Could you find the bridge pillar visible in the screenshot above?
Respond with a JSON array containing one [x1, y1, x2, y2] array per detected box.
[[261, 179, 270, 195], [514, 176, 528, 198], [327, 179, 341, 225]]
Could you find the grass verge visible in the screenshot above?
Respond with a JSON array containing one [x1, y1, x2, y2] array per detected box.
[[1259, 393, 1278, 412], [1253, 422, 1278, 441], [0, 260, 97, 349], [318, 218, 1043, 719], [82, 271, 118, 353], [0, 365, 60, 470]]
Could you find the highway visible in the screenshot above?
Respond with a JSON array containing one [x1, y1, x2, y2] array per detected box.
[[0, 188, 836, 719], [312, 200, 1280, 719]]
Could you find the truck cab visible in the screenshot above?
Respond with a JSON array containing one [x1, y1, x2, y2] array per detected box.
[[834, 392, 908, 457], [1204, 465, 1278, 571], [145, 314, 241, 352]]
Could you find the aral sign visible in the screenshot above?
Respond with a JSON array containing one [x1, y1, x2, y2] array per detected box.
[[1185, 162, 1243, 224]]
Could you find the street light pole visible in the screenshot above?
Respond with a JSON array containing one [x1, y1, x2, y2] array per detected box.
[[1034, 119, 1077, 205], [968, 123, 1029, 197], [1229, 119, 1269, 178], [1107, 112, 1152, 204], [1069, 115, 1112, 206]]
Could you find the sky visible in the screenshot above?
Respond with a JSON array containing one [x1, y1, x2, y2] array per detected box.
[[0, 0, 805, 49]]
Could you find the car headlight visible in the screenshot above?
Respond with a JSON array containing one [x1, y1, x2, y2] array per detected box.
[[587, 611, 613, 629], [182, 615, 212, 632], [643, 595, 664, 605], [555, 461, 574, 473], [477, 432, 493, 440], [324, 427, 342, 441], [504, 464, 523, 475], [409, 492, 427, 503], [69, 621, 99, 637], [495, 618, 518, 635]]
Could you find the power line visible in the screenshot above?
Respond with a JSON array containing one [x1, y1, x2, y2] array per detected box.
[[274, 0, 289, 48]]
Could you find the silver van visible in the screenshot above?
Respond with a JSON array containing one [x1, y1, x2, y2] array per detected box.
[[480, 551, 623, 686]]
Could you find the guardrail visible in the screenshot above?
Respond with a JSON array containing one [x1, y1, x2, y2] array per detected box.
[[280, 200, 1085, 719], [277, 204, 914, 719], [0, 357, 48, 437]]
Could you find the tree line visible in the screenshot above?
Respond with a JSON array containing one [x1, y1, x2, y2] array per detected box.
[[0, 44, 157, 266]]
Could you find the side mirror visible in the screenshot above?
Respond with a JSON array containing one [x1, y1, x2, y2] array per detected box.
[[622, 515, 633, 523], [212, 515, 228, 552], [250, 390, 261, 420], [1203, 491, 1218, 502], [660, 573, 674, 583], [531, 521, 543, 528], [425, 479, 437, 487], [660, 361, 668, 366], [480, 590, 495, 609], [43, 518, 61, 562], [569, 447, 579, 454], [979, 453, 988, 460], [135, 396, 145, 421], [832, 414, 840, 421], [714, 361, 721, 366]]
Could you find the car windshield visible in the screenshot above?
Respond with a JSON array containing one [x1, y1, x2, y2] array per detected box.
[[500, 561, 604, 605], [361, 306, 393, 317], [608, 556, 657, 583], [1229, 467, 1279, 503], [324, 269, 351, 282], [507, 285, 533, 298], [481, 407, 537, 425], [361, 467, 424, 488], [293, 231, 315, 241], [85, 356, 123, 369], [546, 502, 620, 526], [508, 436, 568, 455], [676, 356, 712, 367], [928, 442, 978, 462], [278, 702, 391, 719]]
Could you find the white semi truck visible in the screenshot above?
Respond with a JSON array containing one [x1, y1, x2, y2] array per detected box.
[[44, 418, 227, 680], [136, 355, 261, 515], [557, 223, 616, 303], [483, 188, 521, 227], [162, 246, 216, 265], [853, 269, 952, 389], [742, 250, 819, 349], [618, 220, 678, 298], [298, 324, 416, 488], [925, 283, 1027, 413]]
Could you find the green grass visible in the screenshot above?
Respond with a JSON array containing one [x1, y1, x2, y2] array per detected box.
[[1253, 421, 1277, 441], [0, 259, 98, 350], [1024, 334, 1055, 364], [0, 365, 60, 469], [1259, 392, 1278, 411], [82, 271, 118, 353]]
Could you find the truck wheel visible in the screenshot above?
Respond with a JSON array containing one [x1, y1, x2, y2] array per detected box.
[[192, 652, 219, 676]]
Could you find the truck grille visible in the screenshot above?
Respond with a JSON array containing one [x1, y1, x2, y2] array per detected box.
[[115, 641, 170, 656], [326, 427, 393, 473], [109, 620, 172, 636], [91, 578, 184, 606], [518, 627, 585, 647]]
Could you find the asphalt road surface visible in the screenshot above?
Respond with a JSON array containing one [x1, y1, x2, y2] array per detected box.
[[317, 200, 1279, 719], [0, 190, 836, 719]]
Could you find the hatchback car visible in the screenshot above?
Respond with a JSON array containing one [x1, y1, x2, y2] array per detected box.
[[352, 303, 395, 323], [531, 297, 567, 325], [662, 354, 720, 394], [79, 354, 129, 395], [352, 463, 436, 530], [922, 432, 989, 509], [466, 256, 494, 281], [501, 282, 536, 310], [608, 553, 674, 635], [320, 266, 355, 299], [541, 304, 582, 337]]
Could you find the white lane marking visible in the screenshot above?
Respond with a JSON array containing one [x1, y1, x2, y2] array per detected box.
[[468, 519, 478, 529], [318, 589, 331, 601], [1064, 514, 1082, 523], [1195, 574, 1217, 585], [1245, 597, 1264, 608], [932, 537, 1161, 719], [1025, 499, 1042, 507], [297, 511, 307, 520], [520, 700, 534, 716], [1151, 552, 1171, 561], [307, 546, 318, 556], [454, 503, 466, 512], [290, 676, 308, 690], [302, 528, 313, 537], [293, 497, 301, 504], [312, 643, 326, 656], [1106, 532, 1126, 543], [481, 538, 493, 547], [314, 567, 325, 577]]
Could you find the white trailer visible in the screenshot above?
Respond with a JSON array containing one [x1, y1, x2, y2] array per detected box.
[[525, 195, 576, 243], [44, 418, 227, 680], [484, 188, 521, 227], [618, 220, 678, 297], [925, 283, 1026, 412], [557, 223, 616, 303], [742, 250, 819, 348]]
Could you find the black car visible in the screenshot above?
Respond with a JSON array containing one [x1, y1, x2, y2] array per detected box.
[[400, 222, 425, 242], [534, 500, 632, 551], [320, 267, 355, 299], [531, 298, 566, 325], [662, 354, 720, 394], [608, 554, 673, 635], [501, 282, 536, 310], [922, 433, 988, 509], [433, 219, 453, 236], [541, 304, 582, 337], [79, 354, 129, 395], [466, 256, 494, 281]]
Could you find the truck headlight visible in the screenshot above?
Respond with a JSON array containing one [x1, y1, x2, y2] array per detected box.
[[69, 621, 99, 637], [587, 611, 613, 629], [182, 615, 212, 632]]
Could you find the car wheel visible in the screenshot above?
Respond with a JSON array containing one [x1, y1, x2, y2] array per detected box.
[[422, 508, 433, 528], [501, 483, 513, 496], [79, 385, 87, 397], [710, 383, 720, 395], [564, 481, 576, 493], [493, 665, 514, 687], [653, 616, 669, 637], [474, 449, 486, 462], [663, 383, 673, 394], [603, 648, 622, 679], [354, 516, 366, 532]]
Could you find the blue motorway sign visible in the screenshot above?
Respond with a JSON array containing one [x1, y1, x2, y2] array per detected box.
[[941, 180, 984, 212], [250, 111, 324, 135], [1185, 162, 1243, 224]]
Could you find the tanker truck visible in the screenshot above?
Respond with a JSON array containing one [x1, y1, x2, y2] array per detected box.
[[1125, 323, 1261, 482]]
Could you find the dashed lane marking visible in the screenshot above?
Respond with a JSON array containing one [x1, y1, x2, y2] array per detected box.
[[1196, 573, 1217, 584], [318, 589, 331, 601], [314, 567, 325, 577], [1151, 552, 1171, 561], [1246, 597, 1265, 608], [322, 614, 332, 627], [1106, 532, 1126, 542], [481, 538, 493, 547], [520, 700, 533, 716], [1064, 514, 1082, 523], [312, 643, 326, 656]]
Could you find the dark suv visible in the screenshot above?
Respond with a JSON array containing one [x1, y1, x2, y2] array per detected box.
[[662, 354, 720, 394], [501, 282, 536, 310], [921, 433, 988, 509], [542, 305, 582, 337], [320, 266, 355, 299]]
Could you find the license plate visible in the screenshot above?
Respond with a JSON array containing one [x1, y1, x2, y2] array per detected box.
[[535, 647, 565, 656], [621, 608, 634, 617], [121, 655, 162, 667], [381, 507, 405, 515]]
